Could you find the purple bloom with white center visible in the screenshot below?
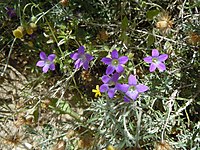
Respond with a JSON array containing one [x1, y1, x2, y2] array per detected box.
[[116, 74, 149, 102], [70, 46, 94, 70], [101, 49, 128, 75], [6, 7, 16, 18], [36, 52, 56, 73], [100, 73, 120, 99], [143, 49, 168, 72]]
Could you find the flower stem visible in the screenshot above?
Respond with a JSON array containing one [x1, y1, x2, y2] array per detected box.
[[135, 101, 142, 148], [161, 90, 177, 143], [1, 38, 16, 77]]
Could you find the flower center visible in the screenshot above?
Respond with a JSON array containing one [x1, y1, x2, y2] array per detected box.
[[111, 59, 119, 66], [109, 80, 115, 86], [45, 59, 51, 65], [152, 57, 158, 63], [80, 54, 86, 61], [129, 86, 136, 92]]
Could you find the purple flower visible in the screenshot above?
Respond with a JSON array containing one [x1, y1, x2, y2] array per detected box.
[[101, 49, 128, 75], [6, 7, 16, 18], [100, 73, 120, 99], [143, 49, 168, 72], [70, 46, 94, 70], [116, 75, 149, 102], [36, 52, 56, 73]]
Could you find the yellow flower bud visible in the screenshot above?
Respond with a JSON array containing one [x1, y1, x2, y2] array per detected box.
[[13, 26, 24, 38], [107, 145, 115, 150], [17, 26, 24, 31], [26, 27, 34, 35], [29, 23, 37, 31]]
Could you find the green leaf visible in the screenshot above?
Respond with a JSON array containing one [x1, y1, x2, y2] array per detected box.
[[120, 32, 128, 43], [147, 34, 155, 47], [146, 9, 160, 20], [33, 107, 39, 122], [121, 16, 129, 31]]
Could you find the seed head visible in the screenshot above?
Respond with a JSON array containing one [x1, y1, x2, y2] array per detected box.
[[156, 12, 173, 34], [60, 0, 69, 6], [154, 141, 172, 150]]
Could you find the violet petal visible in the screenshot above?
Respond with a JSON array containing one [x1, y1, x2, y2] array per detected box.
[[100, 84, 109, 92], [102, 75, 110, 84], [111, 73, 120, 82], [48, 54, 56, 61], [108, 88, 115, 98], [70, 52, 79, 60], [128, 75, 137, 85], [116, 83, 129, 92], [106, 65, 115, 75], [43, 64, 49, 73], [157, 62, 166, 72], [126, 90, 139, 100], [85, 53, 94, 61], [75, 59, 83, 69], [136, 84, 149, 93], [118, 56, 128, 64], [40, 52, 47, 60], [101, 57, 112, 65], [36, 60, 45, 67], [152, 49, 159, 57], [116, 65, 124, 73], [49, 63, 55, 71], [143, 56, 152, 63], [111, 49, 118, 59], [124, 96, 131, 102], [158, 54, 168, 62], [6, 7, 16, 18], [83, 61, 89, 70], [149, 63, 157, 72], [78, 46, 85, 54]]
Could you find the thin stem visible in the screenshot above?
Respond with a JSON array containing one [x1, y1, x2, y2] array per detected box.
[[1, 38, 16, 77], [161, 106, 171, 143], [123, 107, 135, 145], [135, 102, 142, 148], [18, 0, 22, 26], [34, 3, 63, 54], [161, 90, 177, 143]]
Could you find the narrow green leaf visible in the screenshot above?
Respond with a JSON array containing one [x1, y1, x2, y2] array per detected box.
[[33, 107, 39, 122], [147, 34, 155, 47], [146, 9, 160, 20], [121, 16, 129, 31]]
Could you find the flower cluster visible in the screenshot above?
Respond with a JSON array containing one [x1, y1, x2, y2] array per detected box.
[[36, 46, 168, 102], [98, 48, 167, 101], [99, 49, 128, 98], [13, 23, 37, 39]]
